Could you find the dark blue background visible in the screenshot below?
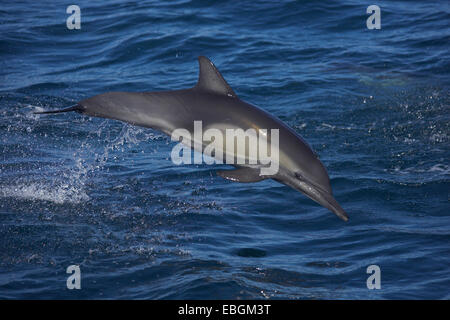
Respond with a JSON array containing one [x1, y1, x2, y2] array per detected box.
[[0, 1, 448, 299]]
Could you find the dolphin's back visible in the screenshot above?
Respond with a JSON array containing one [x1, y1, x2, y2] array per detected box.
[[79, 90, 197, 134]]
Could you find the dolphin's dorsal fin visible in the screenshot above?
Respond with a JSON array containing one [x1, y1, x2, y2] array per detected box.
[[195, 56, 237, 98]]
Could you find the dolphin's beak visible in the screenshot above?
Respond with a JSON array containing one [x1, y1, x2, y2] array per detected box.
[[315, 189, 349, 222], [283, 175, 349, 221]]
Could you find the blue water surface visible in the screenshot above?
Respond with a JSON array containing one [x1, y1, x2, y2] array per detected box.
[[0, 1, 449, 299]]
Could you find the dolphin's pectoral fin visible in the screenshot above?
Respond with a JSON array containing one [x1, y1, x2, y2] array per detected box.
[[216, 168, 266, 183]]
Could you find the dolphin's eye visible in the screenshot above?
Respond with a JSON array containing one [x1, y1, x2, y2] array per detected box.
[[295, 172, 305, 181]]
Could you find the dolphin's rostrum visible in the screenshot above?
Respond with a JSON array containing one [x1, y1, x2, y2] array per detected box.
[[36, 56, 349, 221]]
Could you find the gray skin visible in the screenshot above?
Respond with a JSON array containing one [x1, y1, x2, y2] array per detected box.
[[36, 56, 348, 221]]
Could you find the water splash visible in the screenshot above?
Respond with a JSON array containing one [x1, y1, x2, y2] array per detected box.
[[0, 181, 89, 204], [1, 110, 164, 205]]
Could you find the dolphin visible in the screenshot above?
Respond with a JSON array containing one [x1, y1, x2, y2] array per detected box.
[[36, 56, 348, 221]]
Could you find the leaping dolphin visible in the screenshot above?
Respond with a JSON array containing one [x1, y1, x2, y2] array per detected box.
[[36, 56, 348, 221]]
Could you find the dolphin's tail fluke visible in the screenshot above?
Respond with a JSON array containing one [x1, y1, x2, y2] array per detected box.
[[34, 104, 85, 115]]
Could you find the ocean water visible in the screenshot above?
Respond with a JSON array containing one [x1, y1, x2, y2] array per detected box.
[[0, 0, 449, 299]]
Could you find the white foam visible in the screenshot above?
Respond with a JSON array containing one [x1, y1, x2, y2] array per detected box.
[[429, 164, 449, 174], [0, 182, 89, 204], [1, 123, 165, 205]]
